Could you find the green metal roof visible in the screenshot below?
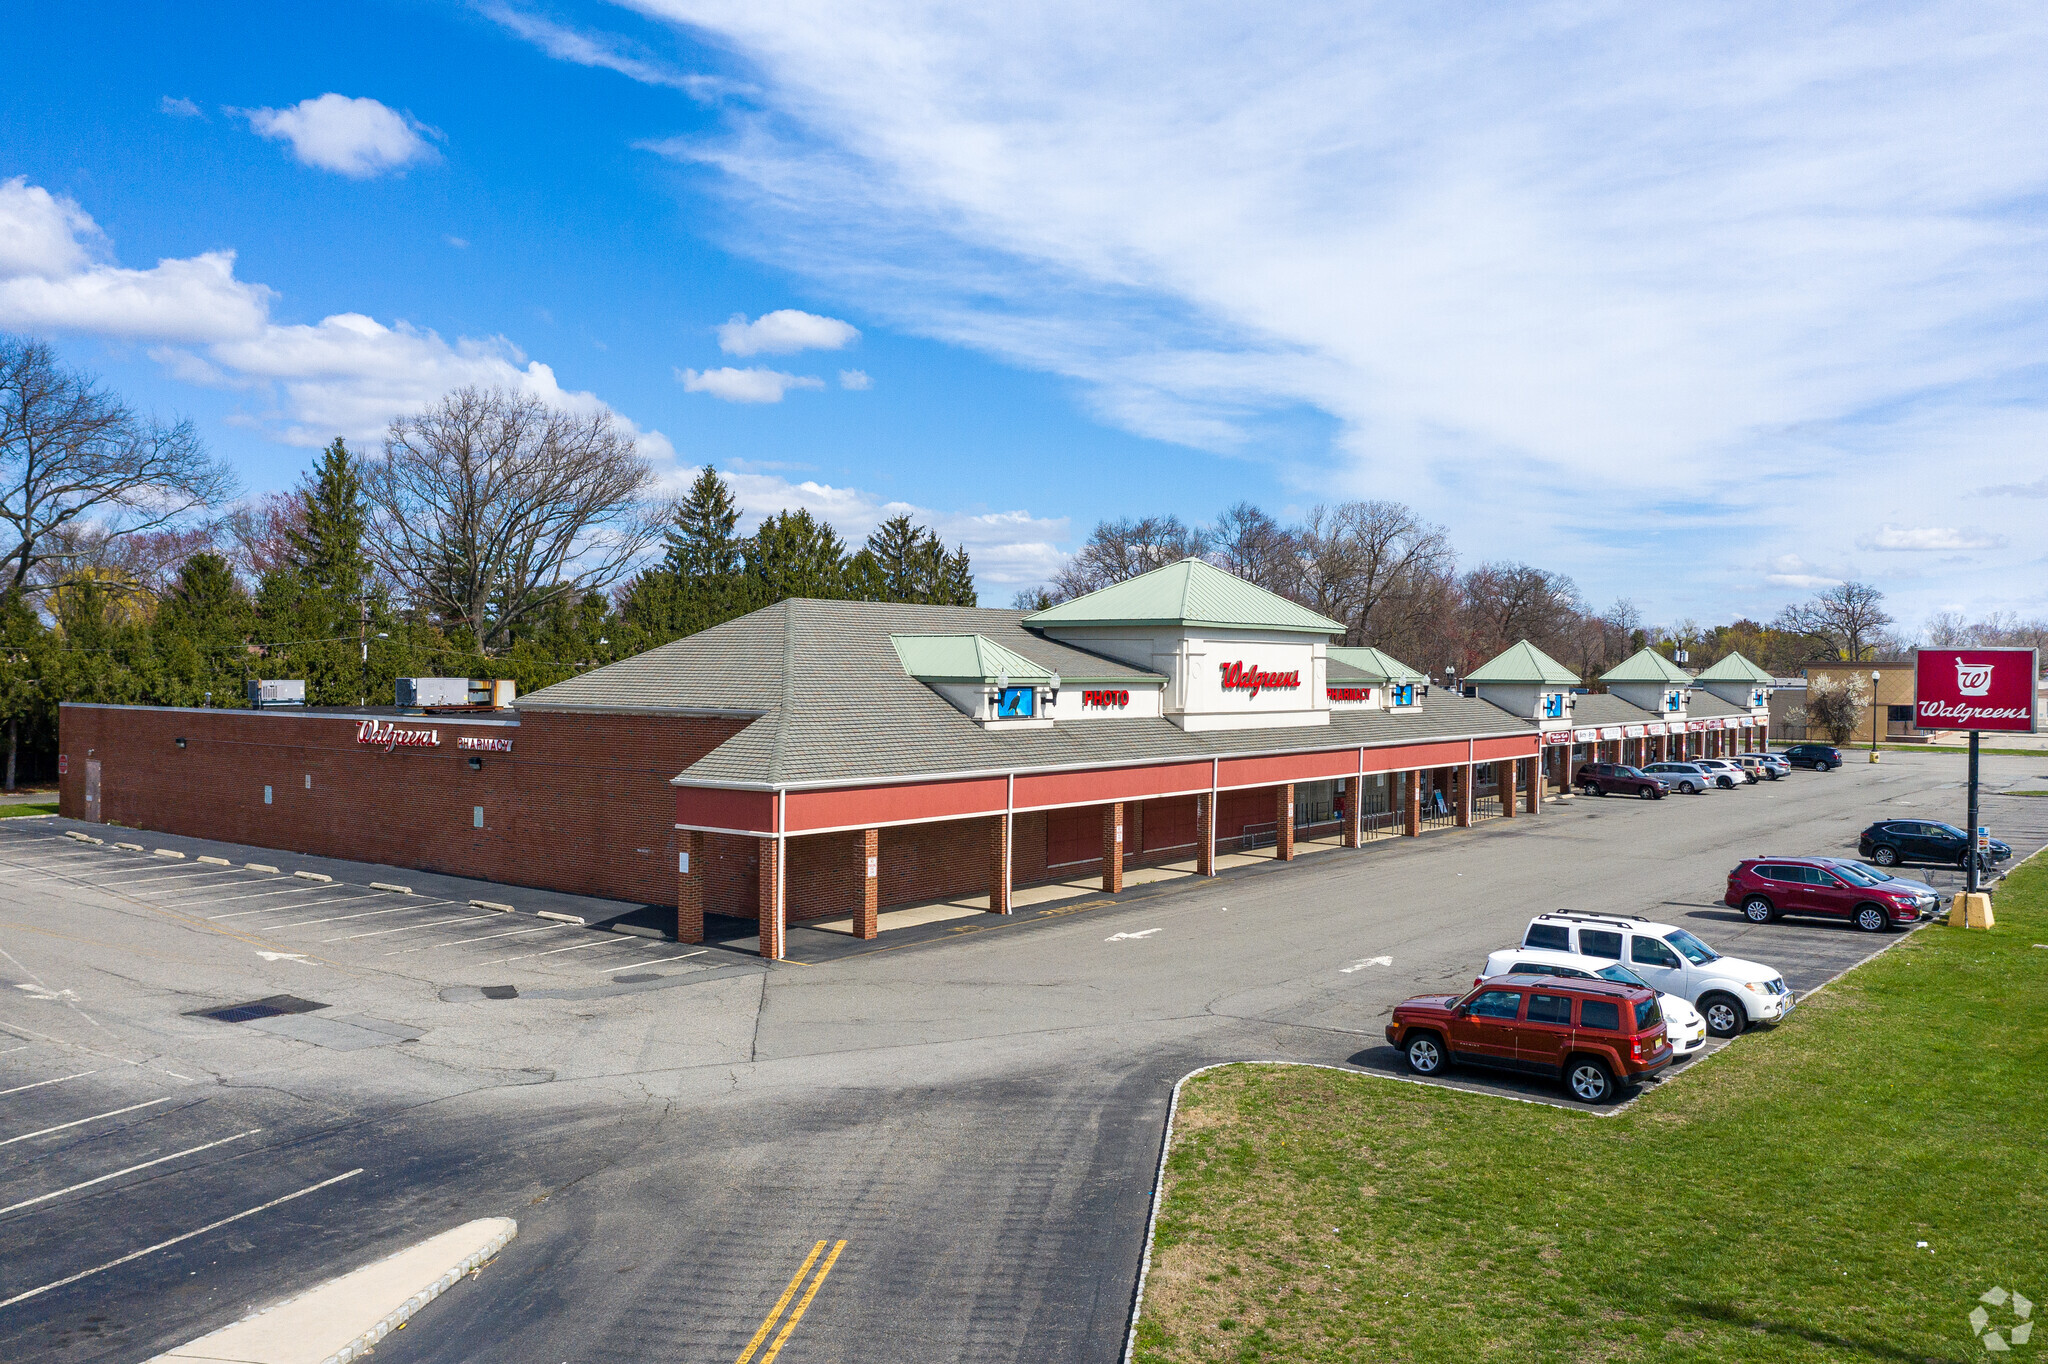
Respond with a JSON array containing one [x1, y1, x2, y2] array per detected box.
[[891, 634, 1055, 685], [1464, 640, 1580, 686], [1023, 558, 1344, 635], [1328, 645, 1425, 684], [1600, 647, 1694, 684], [1695, 651, 1773, 683]]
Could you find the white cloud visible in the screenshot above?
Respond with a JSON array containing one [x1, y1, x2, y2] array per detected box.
[[1857, 524, 2007, 551], [479, 4, 733, 97], [1762, 554, 1844, 590], [238, 94, 438, 177], [838, 368, 871, 390], [676, 365, 825, 402], [716, 308, 859, 356], [444, 234, 469, 249], [708, 465, 1070, 586], [0, 177, 673, 461], [159, 95, 203, 119]]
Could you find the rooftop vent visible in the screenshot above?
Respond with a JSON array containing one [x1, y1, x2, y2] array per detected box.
[[248, 679, 306, 708]]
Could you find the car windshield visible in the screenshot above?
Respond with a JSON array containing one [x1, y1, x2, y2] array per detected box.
[[1619, 767, 1645, 777], [1665, 930, 1719, 964], [1595, 964, 1654, 990], [1832, 863, 1884, 886]]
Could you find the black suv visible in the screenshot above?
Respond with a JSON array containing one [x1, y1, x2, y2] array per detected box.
[[1859, 819, 2012, 869], [1781, 744, 1842, 772], [1573, 763, 1668, 799]]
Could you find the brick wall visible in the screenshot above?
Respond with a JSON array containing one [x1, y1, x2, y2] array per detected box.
[[58, 704, 751, 908]]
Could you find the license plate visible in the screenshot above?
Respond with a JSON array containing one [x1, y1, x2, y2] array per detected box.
[[1779, 993, 1795, 1012]]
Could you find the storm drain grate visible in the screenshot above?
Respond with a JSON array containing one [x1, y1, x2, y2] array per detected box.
[[187, 994, 329, 1024]]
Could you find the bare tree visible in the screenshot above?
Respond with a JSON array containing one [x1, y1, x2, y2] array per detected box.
[[1206, 501, 1293, 591], [365, 388, 659, 652], [1923, 609, 1970, 647], [1775, 582, 1893, 661], [1457, 561, 1586, 669], [1049, 514, 1205, 601], [0, 335, 236, 595], [1289, 501, 1455, 645]]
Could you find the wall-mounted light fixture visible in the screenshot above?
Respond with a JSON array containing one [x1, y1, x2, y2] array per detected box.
[[175, 737, 187, 748], [468, 755, 483, 771]]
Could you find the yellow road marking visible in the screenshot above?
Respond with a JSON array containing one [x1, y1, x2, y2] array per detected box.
[[760, 1239, 846, 1364], [735, 1241, 825, 1364]]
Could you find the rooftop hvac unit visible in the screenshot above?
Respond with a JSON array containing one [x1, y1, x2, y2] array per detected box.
[[467, 678, 517, 708], [247, 679, 306, 708], [395, 677, 470, 708]]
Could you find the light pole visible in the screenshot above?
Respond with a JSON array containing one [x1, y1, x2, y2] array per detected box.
[[1869, 667, 1881, 763]]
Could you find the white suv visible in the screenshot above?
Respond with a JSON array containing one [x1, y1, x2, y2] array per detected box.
[[1480, 946, 1711, 1057], [1695, 759, 1752, 788], [1521, 912, 1792, 1039]]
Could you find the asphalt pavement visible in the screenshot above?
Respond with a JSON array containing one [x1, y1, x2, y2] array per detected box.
[[1, 750, 2043, 1363]]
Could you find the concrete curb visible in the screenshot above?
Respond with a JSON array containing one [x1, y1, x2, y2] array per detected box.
[[149, 1216, 517, 1364], [371, 882, 414, 895], [469, 899, 515, 913]]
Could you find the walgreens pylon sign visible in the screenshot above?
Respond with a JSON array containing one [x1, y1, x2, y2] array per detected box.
[[1914, 648, 2038, 733]]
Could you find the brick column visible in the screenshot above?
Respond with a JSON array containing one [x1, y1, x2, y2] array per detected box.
[[988, 814, 1011, 914], [1403, 771, 1420, 836], [1343, 777, 1363, 847], [1275, 784, 1295, 860], [856, 828, 879, 938], [757, 836, 783, 960], [676, 830, 704, 944], [1102, 803, 1124, 893], [1524, 757, 1540, 813], [1196, 792, 1215, 876], [1500, 757, 1516, 819], [1456, 764, 1473, 827]]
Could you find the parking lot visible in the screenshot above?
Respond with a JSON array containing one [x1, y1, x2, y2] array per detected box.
[[2, 749, 2044, 1363]]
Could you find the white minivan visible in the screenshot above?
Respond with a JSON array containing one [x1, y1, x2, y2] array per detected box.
[[1521, 912, 1792, 1039]]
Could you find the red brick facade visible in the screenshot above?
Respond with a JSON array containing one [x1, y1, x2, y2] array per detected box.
[[57, 703, 748, 908]]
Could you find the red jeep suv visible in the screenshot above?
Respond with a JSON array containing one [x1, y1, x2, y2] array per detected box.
[[1725, 857, 1933, 932], [1385, 975, 1671, 1103]]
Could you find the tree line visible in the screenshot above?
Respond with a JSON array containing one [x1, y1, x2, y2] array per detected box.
[[0, 334, 973, 787]]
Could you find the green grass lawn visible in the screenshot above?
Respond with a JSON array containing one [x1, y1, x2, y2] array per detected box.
[[1135, 860, 2048, 1363], [0, 802, 59, 818]]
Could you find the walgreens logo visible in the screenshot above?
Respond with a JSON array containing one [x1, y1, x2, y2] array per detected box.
[[356, 720, 440, 752], [1915, 648, 2038, 734], [1219, 662, 1301, 698]]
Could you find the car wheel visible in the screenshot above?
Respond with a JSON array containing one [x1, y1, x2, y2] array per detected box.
[[1855, 904, 1889, 933], [1566, 1057, 1616, 1104], [1638, 787, 1655, 800], [1700, 992, 1744, 1039], [1817, 760, 1834, 772], [1872, 846, 1899, 867], [1742, 895, 1775, 923], [1403, 1033, 1445, 1075]]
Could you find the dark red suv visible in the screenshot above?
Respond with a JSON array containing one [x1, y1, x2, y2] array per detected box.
[[1385, 975, 1671, 1103], [1573, 762, 1668, 799], [1725, 857, 1933, 932]]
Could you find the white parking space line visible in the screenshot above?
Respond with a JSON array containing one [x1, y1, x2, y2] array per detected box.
[[278, 898, 458, 928], [324, 911, 505, 943], [194, 886, 363, 914], [0, 1069, 98, 1097], [0, 1097, 175, 1148], [601, 950, 706, 971], [93, 868, 247, 888], [478, 936, 638, 966], [383, 923, 565, 955], [0, 1167, 363, 1310], [0, 1127, 261, 1216], [0, 854, 103, 871]]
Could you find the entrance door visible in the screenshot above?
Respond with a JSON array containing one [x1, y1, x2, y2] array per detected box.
[[84, 760, 102, 823]]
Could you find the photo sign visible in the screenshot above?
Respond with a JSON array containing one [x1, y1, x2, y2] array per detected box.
[[1914, 648, 2038, 733]]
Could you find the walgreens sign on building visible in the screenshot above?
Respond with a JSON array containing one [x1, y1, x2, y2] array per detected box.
[[1915, 648, 2039, 733]]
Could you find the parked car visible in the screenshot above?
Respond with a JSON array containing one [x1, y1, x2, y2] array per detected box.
[[1479, 946, 1710, 1059], [1694, 758, 1750, 789], [1823, 859, 1943, 905], [1573, 763, 1669, 799], [1642, 761, 1713, 794], [1858, 819, 2012, 869], [1725, 856, 1934, 932], [1520, 912, 1792, 1038], [1385, 975, 1672, 1103], [1782, 743, 1843, 771], [1734, 753, 1782, 781], [1750, 752, 1791, 779]]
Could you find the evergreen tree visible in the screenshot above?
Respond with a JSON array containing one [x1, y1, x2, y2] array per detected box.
[[935, 543, 977, 606], [664, 466, 744, 578], [854, 514, 975, 604], [745, 509, 848, 601], [286, 438, 370, 608]]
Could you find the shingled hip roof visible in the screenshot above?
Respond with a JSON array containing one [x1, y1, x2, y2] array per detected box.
[[1022, 558, 1345, 635]]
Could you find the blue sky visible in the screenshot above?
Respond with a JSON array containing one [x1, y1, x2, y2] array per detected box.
[[4, 2, 2046, 627]]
